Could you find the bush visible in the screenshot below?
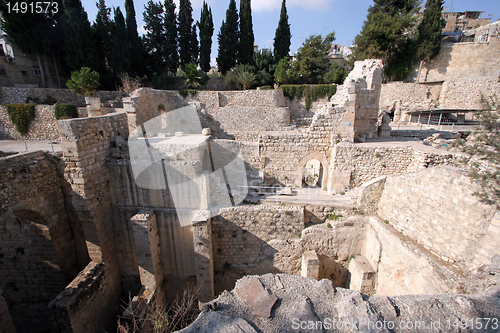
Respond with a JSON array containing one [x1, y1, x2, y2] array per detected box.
[[66, 67, 100, 97], [152, 72, 176, 89], [118, 73, 142, 95], [280, 84, 337, 110], [259, 85, 273, 90], [54, 103, 78, 120], [5, 103, 36, 136]]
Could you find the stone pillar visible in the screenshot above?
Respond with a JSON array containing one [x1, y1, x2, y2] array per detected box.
[[301, 251, 320, 280], [377, 114, 392, 138], [192, 217, 214, 306], [131, 210, 157, 289], [85, 96, 102, 117], [0, 287, 16, 333], [347, 256, 376, 295]]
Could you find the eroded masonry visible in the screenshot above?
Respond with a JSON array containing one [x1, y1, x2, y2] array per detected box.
[[1, 59, 500, 333]]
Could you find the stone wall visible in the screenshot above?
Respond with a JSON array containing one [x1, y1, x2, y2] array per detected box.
[[0, 151, 87, 323], [377, 166, 498, 268], [0, 104, 61, 140], [417, 38, 500, 82], [0, 87, 126, 106], [0, 288, 16, 333], [50, 262, 120, 333], [58, 113, 127, 329], [379, 79, 500, 120]]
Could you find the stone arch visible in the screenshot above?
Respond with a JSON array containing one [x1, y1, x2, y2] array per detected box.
[[0, 209, 66, 324], [295, 152, 330, 187]]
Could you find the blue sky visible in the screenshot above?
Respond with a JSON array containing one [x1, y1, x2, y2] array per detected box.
[[81, 0, 500, 65]]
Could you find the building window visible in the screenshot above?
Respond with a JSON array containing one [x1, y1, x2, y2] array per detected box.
[[33, 66, 41, 76], [21, 70, 28, 77], [0, 68, 6, 76]]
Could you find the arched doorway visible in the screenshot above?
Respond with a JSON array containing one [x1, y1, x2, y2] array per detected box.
[[295, 152, 330, 189], [302, 159, 324, 188]]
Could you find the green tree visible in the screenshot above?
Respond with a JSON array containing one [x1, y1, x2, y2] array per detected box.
[[456, 95, 500, 208], [62, 0, 100, 74], [178, 0, 198, 67], [108, 7, 132, 79], [351, 0, 420, 80], [239, 0, 254, 65], [0, 0, 63, 86], [253, 49, 276, 86], [125, 0, 145, 76], [417, 0, 445, 61], [274, 57, 298, 84], [323, 62, 348, 84], [164, 0, 179, 74], [182, 63, 205, 88], [143, 0, 165, 75], [295, 32, 335, 84], [217, 0, 239, 74], [66, 67, 100, 96], [198, 1, 214, 72], [93, 0, 113, 88], [273, 0, 291, 62]]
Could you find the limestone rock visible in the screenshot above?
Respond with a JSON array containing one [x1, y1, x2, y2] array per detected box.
[[234, 277, 278, 318]]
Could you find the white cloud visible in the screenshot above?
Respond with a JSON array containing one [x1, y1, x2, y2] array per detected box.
[[251, 0, 332, 12], [174, 0, 216, 10]]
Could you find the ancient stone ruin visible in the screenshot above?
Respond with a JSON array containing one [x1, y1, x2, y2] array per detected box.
[[0, 59, 499, 333]]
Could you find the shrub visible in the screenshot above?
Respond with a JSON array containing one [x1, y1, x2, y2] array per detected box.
[[118, 73, 142, 95], [54, 103, 78, 120], [259, 85, 273, 90], [66, 67, 100, 97], [5, 103, 35, 136], [279, 84, 337, 110]]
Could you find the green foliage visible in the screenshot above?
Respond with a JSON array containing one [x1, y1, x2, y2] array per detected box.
[[260, 85, 273, 90], [164, 0, 179, 74], [351, 0, 420, 80], [280, 84, 337, 110], [327, 213, 343, 221], [93, 0, 114, 88], [223, 64, 255, 89], [125, 0, 145, 76], [323, 62, 348, 85], [108, 7, 132, 78], [238, 71, 256, 90], [143, 0, 166, 75], [198, 2, 214, 72], [274, 0, 291, 62], [239, 0, 254, 65], [66, 67, 100, 96], [417, 0, 445, 61], [54, 103, 78, 120], [182, 63, 206, 89], [274, 57, 299, 84], [455, 95, 500, 208], [178, 90, 199, 98], [253, 49, 277, 86], [5, 104, 35, 136], [178, 0, 198, 67], [152, 72, 176, 89], [327, 223, 332, 228], [384, 220, 390, 224], [295, 32, 335, 84], [217, 0, 239, 74]]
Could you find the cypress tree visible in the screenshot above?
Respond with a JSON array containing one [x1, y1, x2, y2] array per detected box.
[[178, 0, 198, 67], [417, 0, 445, 61], [108, 7, 132, 78], [198, 1, 214, 72], [143, 0, 165, 75], [93, 0, 113, 87], [217, 0, 239, 74], [351, 0, 420, 80], [62, 0, 100, 73], [273, 0, 291, 62], [125, 0, 145, 75], [239, 0, 254, 65], [164, 0, 179, 74]]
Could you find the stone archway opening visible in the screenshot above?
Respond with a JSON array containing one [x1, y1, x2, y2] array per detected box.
[[302, 159, 324, 188]]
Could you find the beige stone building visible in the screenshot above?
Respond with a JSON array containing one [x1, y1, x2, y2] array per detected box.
[[442, 10, 491, 33]]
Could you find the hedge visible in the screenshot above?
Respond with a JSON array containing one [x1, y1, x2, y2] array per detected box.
[[54, 103, 78, 120], [5, 103, 36, 136]]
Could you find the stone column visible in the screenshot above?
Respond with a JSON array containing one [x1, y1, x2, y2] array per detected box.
[[192, 217, 214, 306], [301, 251, 320, 280]]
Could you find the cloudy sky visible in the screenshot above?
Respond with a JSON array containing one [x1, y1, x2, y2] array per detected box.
[[81, 0, 500, 66]]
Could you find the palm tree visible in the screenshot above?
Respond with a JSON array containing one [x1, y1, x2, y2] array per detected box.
[[237, 71, 256, 90], [182, 63, 203, 89]]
